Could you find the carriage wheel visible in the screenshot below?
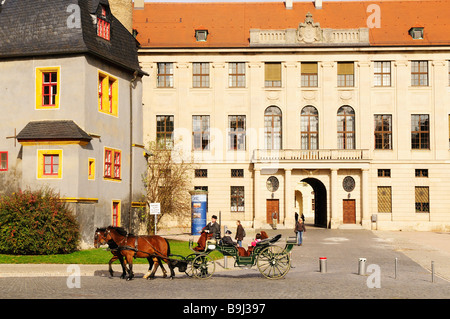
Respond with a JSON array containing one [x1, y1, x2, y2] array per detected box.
[[184, 254, 198, 277], [256, 245, 290, 279], [192, 254, 215, 279]]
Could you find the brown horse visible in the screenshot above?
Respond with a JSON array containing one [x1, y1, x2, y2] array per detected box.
[[94, 228, 128, 279], [105, 226, 186, 281]]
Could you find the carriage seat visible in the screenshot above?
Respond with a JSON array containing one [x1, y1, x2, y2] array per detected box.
[[255, 234, 282, 246]]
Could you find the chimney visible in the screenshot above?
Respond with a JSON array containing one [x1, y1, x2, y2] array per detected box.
[[285, 0, 293, 10], [134, 0, 144, 10], [315, 0, 322, 9]]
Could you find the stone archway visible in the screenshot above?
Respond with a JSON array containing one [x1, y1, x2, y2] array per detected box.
[[301, 177, 327, 228]]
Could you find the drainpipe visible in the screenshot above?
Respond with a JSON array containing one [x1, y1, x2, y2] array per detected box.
[[128, 70, 138, 233]]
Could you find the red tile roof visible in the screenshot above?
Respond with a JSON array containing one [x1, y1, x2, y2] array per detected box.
[[133, 0, 450, 48]]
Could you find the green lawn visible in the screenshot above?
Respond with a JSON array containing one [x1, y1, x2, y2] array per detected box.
[[0, 240, 222, 264]]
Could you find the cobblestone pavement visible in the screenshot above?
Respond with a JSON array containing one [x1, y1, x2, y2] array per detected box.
[[0, 227, 449, 300]]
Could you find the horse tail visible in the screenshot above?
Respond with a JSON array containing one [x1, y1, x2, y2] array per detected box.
[[164, 238, 171, 257]]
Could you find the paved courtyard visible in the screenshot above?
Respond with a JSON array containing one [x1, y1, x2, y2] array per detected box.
[[0, 226, 448, 301]]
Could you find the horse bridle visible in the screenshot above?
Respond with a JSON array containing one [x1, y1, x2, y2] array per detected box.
[[94, 230, 108, 246]]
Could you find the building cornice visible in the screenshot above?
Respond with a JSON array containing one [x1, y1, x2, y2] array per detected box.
[[138, 45, 450, 55]]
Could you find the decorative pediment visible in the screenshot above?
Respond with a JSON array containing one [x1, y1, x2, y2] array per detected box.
[[250, 13, 369, 46], [297, 12, 322, 44]]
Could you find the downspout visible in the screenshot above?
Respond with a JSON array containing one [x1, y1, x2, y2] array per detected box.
[[129, 70, 138, 233]]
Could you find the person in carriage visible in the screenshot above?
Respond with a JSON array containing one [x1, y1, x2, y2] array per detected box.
[[220, 230, 236, 246], [194, 215, 221, 251], [246, 231, 270, 255]]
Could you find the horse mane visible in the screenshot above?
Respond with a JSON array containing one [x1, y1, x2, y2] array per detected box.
[[107, 226, 135, 237]]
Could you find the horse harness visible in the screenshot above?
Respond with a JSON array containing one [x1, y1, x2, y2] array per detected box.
[[107, 229, 167, 260]]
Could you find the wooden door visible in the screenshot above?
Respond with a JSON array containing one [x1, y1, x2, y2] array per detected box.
[[343, 199, 356, 224], [266, 199, 279, 223]]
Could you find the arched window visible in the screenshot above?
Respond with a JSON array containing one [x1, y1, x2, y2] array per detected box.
[[337, 106, 355, 149], [264, 106, 282, 150], [301, 106, 319, 150]]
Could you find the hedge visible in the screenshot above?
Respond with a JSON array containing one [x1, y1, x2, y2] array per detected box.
[[0, 188, 80, 255]]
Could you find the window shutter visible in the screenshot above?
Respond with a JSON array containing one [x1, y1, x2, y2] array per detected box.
[[265, 63, 281, 81], [301, 62, 318, 74], [338, 62, 354, 75], [415, 187, 429, 203]]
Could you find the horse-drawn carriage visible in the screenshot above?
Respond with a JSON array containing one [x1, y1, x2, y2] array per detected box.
[[185, 234, 295, 279], [94, 226, 295, 280]]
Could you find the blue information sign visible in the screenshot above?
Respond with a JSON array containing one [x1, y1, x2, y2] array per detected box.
[[191, 192, 207, 235]]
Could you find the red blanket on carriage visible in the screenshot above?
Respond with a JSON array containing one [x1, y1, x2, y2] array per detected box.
[[194, 232, 213, 251]]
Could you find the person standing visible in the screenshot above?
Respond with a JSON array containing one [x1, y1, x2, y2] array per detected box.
[[294, 219, 306, 246], [235, 220, 245, 247], [272, 211, 278, 230]]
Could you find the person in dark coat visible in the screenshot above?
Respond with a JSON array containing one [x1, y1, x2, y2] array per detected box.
[[194, 215, 221, 251], [235, 220, 245, 247], [221, 230, 236, 246], [202, 215, 220, 238]]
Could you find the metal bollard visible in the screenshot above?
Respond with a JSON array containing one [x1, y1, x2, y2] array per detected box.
[[431, 261, 435, 283], [395, 257, 398, 279], [319, 257, 327, 273], [224, 225, 228, 269], [358, 258, 367, 275]]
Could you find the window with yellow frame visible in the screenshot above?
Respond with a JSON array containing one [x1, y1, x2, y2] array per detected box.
[[37, 150, 62, 179], [36, 67, 60, 109], [112, 200, 121, 226], [88, 158, 95, 180], [104, 147, 121, 181], [98, 71, 118, 116]]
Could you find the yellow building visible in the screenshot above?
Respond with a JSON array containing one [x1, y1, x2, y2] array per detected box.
[[133, 0, 450, 232]]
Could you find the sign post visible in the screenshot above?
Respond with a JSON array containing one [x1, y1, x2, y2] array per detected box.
[[149, 202, 161, 235]]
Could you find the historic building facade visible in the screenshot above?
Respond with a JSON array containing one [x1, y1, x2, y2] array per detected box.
[[0, 0, 147, 246], [133, 0, 450, 232]]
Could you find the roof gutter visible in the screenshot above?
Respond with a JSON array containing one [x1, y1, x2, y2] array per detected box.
[[138, 45, 450, 54]]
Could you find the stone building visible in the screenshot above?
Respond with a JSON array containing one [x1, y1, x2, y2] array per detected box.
[[0, 0, 147, 247], [132, 0, 450, 232]]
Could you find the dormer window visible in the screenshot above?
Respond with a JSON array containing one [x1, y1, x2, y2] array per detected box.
[[98, 18, 111, 40], [97, 5, 110, 41], [195, 30, 208, 42], [409, 27, 424, 40]]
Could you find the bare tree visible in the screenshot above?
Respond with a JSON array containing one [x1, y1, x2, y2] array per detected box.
[[143, 140, 195, 234]]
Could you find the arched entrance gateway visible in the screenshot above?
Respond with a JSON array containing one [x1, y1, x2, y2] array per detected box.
[[297, 178, 327, 228]]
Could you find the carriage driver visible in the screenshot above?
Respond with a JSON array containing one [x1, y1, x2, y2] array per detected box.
[[202, 215, 220, 238], [194, 215, 221, 251]]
